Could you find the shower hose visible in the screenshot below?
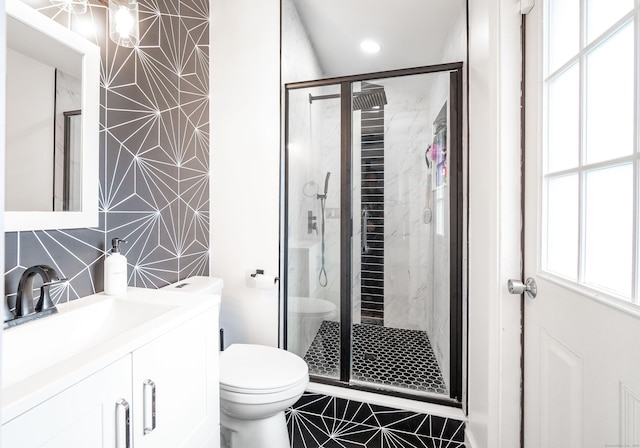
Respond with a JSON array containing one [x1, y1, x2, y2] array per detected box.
[[319, 196, 328, 287]]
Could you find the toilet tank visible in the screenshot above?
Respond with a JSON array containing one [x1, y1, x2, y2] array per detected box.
[[162, 276, 224, 295]]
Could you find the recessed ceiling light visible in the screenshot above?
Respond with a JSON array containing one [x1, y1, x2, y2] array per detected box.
[[360, 40, 381, 54]]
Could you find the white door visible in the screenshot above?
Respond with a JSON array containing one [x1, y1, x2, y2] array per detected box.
[[524, 1, 640, 447]]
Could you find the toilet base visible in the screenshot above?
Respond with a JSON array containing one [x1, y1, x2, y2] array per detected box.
[[220, 410, 290, 448]]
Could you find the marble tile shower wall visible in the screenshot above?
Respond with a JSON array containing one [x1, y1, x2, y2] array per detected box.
[[426, 74, 453, 390], [383, 73, 451, 390], [287, 87, 342, 314], [5, 0, 210, 305], [383, 80, 433, 334]]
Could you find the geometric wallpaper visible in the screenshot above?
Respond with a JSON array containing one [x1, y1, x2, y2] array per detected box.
[[4, 0, 209, 308], [287, 393, 465, 447]]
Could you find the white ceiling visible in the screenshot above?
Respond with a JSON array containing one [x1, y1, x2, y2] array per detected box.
[[292, 0, 466, 78]]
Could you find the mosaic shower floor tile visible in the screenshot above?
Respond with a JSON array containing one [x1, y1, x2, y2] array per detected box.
[[303, 321, 448, 395]]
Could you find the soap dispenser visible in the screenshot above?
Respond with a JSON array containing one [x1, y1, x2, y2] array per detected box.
[[104, 238, 128, 295]]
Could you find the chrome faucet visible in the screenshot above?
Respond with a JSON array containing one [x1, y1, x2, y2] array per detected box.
[[4, 265, 66, 328]]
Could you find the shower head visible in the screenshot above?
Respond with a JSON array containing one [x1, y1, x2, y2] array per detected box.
[[352, 89, 387, 111], [308, 89, 387, 111]]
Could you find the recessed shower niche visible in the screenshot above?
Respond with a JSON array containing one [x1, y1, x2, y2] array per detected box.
[[282, 64, 464, 404]]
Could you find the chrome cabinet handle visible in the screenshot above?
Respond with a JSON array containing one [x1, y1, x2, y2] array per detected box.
[[116, 398, 131, 448], [143, 379, 157, 435]]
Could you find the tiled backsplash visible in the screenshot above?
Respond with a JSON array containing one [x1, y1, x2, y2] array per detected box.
[[5, 0, 210, 305], [360, 82, 385, 325]]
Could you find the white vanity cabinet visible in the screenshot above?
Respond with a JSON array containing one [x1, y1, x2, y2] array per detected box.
[[1, 290, 220, 448], [2, 356, 133, 447], [132, 308, 219, 447]]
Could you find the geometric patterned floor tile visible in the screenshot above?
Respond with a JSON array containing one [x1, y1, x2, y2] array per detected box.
[[287, 393, 465, 448]]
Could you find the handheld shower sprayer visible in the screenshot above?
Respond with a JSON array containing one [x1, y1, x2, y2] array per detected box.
[[318, 172, 331, 199], [318, 171, 331, 287]]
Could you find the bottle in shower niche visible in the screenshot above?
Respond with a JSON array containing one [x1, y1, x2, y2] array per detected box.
[[104, 238, 128, 295]]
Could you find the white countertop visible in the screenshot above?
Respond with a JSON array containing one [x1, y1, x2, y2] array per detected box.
[[2, 287, 220, 423]]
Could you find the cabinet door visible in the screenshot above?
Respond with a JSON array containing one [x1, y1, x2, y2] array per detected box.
[[3, 355, 132, 448], [132, 308, 219, 448]]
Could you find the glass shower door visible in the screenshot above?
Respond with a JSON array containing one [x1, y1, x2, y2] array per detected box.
[[284, 64, 463, 402], [350, 73, 452, 396], [285, 84, 342, 381]]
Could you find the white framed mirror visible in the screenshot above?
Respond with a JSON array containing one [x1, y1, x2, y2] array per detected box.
[[5, 0, 100, 231]]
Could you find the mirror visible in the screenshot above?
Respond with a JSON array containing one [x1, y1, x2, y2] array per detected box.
[[5, 0, 100, 231]]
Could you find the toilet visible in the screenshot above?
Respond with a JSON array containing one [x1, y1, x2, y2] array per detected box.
[[287, 296, 337, 357], [163, 276, 309, 448]]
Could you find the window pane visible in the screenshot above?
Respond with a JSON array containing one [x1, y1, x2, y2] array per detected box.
[[546, 174, 579, 279], [547, 64, 580, 172], [584, 164, 633, 297], [587, 0, 633, 43], [548, 0, 580, 73], [585, 23, 635, 164]]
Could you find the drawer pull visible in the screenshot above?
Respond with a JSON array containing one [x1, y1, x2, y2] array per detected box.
[[143, 379, 157, 435], [116, 398, 131, 448]]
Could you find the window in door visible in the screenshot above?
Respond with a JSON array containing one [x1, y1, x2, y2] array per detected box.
[[543, 0, 638, 303]]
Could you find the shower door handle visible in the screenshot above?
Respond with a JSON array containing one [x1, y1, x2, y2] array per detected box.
[[361, 210, 370, 254]]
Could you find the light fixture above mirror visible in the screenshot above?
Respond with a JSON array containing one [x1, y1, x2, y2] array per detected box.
[[107, 0, 139, 47], [50, 0, 140, 48]]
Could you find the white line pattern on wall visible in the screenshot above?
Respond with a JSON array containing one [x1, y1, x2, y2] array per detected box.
[[5, 0, 210, 306]]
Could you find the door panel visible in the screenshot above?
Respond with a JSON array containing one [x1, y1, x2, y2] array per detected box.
[[524, 2, 640, 446], [539, 329, 583, 448], [622, 385, 640, 446]]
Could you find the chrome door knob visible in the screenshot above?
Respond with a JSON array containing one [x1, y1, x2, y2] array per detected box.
[[508, 277, 537, 299]]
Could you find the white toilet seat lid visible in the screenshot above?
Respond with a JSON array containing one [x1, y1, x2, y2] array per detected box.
[[220, 344, 308, 394]]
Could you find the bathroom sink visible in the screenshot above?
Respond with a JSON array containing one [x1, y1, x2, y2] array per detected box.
[[2, 287, 219, 421], [2, 296, 175, 388]]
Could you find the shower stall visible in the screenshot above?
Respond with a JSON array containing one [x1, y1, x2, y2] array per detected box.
[[282, 64, 463, 403]]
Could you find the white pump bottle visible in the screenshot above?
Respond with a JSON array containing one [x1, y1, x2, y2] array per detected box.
[[104, 238, 128, 295]]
